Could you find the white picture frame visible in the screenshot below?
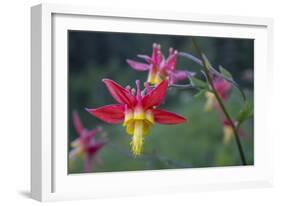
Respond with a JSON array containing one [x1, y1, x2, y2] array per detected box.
[[31, 3, 274, 202]]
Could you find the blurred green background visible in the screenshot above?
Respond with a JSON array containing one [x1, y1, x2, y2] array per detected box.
[[68, 31, 254, 173]]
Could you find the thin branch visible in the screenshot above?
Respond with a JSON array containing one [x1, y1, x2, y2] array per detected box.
[[169, 83, 194, 89], [191, 38, 247, 165], [142, 83, 195, 95]]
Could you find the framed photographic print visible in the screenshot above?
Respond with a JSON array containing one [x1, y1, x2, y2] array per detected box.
[[31, 3, 274, 201]]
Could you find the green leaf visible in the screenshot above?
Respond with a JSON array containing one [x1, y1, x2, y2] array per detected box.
[[237, 102, 253, 124], [219, 65, 233, 80], [189, 76, 208, 89], [193, 89, 207, 98]]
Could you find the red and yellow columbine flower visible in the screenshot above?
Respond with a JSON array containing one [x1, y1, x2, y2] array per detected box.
[[126, 43, 193, 85], [86, 79, 187, 156], [70, 111, 106, 172], [205, 77, 232, 111]]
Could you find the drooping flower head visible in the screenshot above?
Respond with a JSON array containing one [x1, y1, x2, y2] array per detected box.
[[69, 111, 106, 172], [222, 119, 246, 144], [205, 77, 232, 112], [86, 79, 186, 156], [126, 43, 193, 85], [223, 119, 235, 144]]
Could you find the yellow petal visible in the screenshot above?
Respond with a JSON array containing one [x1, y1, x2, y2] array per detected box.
[[126, 121, 135, 135], [126, 120, 151, 136], [69, 147, 84, 160], [154, 73, 162, 84], [134, 108, 145, 120], [223, 125, 233, 144], [145, 109, 154, 125], [71, 139, 80, 148], [123, 109, 134, 126], [204, 91, 216, 112], [143, 121, 150, 136], [147, 67, 162, 85], [147, 70, 156, 84]]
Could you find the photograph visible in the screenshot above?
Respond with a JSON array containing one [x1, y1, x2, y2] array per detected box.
[[67, 31, 254, 174]]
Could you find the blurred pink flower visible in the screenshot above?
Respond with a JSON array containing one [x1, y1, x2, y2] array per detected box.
[[126, 43, 193, 85], [69, 111, 106, 172], [213, 78, 232, 101], [205, 77, 232, 111]]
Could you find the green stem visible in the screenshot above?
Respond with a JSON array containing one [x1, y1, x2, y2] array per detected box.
[[169, 83, 194, 89], [142, 83, 194, 95], [191, 38, 247, 165]]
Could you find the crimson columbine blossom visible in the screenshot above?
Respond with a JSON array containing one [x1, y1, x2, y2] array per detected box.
[[205, 77, 232, 111], [69, 111, 106, 172], [126, 43, 192, 85], [86, 79, 186, 156]]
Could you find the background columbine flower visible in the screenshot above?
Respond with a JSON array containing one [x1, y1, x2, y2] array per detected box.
[[222, 119, 245, 144], [69, 111, 106, 172], [126, 43, 193, 85], [223, 119, 235, 144], [86, 79, 187, 156], [205, 77, 232, 111]]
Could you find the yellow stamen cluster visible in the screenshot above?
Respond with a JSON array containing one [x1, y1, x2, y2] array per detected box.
[[123, 108, 154, 156]]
